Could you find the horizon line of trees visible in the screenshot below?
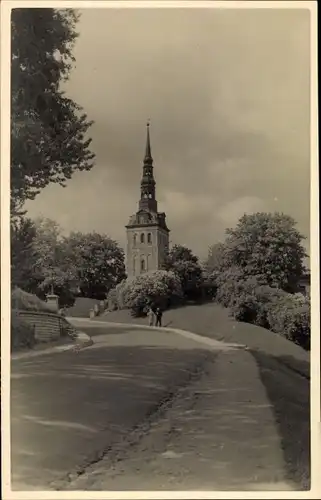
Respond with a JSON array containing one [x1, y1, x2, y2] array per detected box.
[[12, 209, 310, 301]]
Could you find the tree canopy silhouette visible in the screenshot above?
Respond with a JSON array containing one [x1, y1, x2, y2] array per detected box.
[[11, 8, 95, 218]]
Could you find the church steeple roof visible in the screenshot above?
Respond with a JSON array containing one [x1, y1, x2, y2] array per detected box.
[[126, 122, 169, 233], [139, 122, 157, 213], [144, 121, 153, 164]]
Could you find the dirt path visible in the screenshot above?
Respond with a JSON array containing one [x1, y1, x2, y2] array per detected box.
[[65, 344, 305, 491]]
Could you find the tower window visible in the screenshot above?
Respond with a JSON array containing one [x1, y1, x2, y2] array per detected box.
[[140, 233, 145, 243], [141, 258, 145, 272], [133, 234, 137, 245], [147, 233, 152, 244], [148, 193, 152, 199]]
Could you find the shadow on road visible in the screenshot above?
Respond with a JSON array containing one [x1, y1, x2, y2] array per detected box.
[[68, 348, 305, 492], [250, 350, 310, 490], [11, 344, 212, 490]]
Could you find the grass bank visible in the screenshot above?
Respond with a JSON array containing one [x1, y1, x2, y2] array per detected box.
[[99, 303, 310, 378]]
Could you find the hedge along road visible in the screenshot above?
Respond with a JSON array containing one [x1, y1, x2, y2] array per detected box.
[[10, 321, 309, 491], [11, 323, 221, 490]]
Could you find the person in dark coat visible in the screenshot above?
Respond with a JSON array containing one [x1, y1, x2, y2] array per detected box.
[[155, 307, 163, 327]]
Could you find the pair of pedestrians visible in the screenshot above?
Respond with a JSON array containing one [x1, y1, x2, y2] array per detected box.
[[147, 305, 163, 327]]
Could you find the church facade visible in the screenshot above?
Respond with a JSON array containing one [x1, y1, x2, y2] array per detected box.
[[125, 124, 170, 278]]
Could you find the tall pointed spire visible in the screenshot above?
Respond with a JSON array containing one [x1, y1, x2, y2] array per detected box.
[[144, 121, 153, 164], [139, 121, 157, 212]]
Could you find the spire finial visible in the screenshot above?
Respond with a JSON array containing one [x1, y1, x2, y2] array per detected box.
[[144, 119, 152, 162]]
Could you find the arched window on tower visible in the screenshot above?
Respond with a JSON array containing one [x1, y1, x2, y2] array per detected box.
[[133, 233, 137, 245], [141, 258, 145, 273], [147, 233, 152, 244], [140, 233, 145, 243]]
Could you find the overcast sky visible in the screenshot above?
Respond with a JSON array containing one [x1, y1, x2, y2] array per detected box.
[[25, 7, 311, 260]]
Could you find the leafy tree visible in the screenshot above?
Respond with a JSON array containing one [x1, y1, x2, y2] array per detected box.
[[64, 232, 126, 299], [32, 217, 77, 306], [165, 244, 198, 264], [11, 8, 95, 218], [217, 212, 307, 293], [164, 244, 203, 299], [11, 216, 77, 306], [11, 218, 40, 293], [205, 242, 226, 274]]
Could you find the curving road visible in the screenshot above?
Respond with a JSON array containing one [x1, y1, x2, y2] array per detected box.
[[11, 321, 309, 491]]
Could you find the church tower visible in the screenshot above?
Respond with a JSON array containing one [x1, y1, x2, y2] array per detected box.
[[125, 123, 170, 278]]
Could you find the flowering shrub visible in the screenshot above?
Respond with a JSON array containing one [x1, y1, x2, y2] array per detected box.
[[216, 269, 270, 308], [215, 267, 247, 307], [215, 270, 310, 350], [121, 270, 183, 317], [228, 281, 287, 327], [267, 293, 310, 350]]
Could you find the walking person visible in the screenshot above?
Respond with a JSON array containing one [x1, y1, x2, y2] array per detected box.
[[147, 305, 155, 327], [155, 307, 163, 327]]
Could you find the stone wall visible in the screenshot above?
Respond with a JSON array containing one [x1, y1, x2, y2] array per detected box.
[[13, 310, 69, 343]]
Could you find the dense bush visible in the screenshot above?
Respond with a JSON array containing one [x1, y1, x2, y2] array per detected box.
[[215, 271, 310, 350], [267, 293, 310, 350], [11, 287, 53, 312], [208, 212, 309, 349], [53, 285, 76, 308], [200, 269, 217, 300], [121, 270, 183, 317], [215, 268, 270, 308], [11, 312, 36, 351], [227, 279, 287, 327]]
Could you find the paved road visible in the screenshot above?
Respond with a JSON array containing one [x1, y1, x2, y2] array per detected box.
[[67, 345, 309, 492], [11, 325, 213, 490], [11, 322, 310, 491]]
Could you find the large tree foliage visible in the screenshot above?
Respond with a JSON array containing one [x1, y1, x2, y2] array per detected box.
[[213, 212, 307, 293], [11, 218, 40, 293], [11, 217, 126, 304], [165, 244, 198, 264], [12, 217, 78, 306], [11, 8, 95, 217], [32, 218, 77, 295], [64, 232, 126, 299], [164, 244, 203, 299], [205, 242, 226, 275]]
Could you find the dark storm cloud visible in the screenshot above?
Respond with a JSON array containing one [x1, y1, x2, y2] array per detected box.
[[25, 7, 311, 259]]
